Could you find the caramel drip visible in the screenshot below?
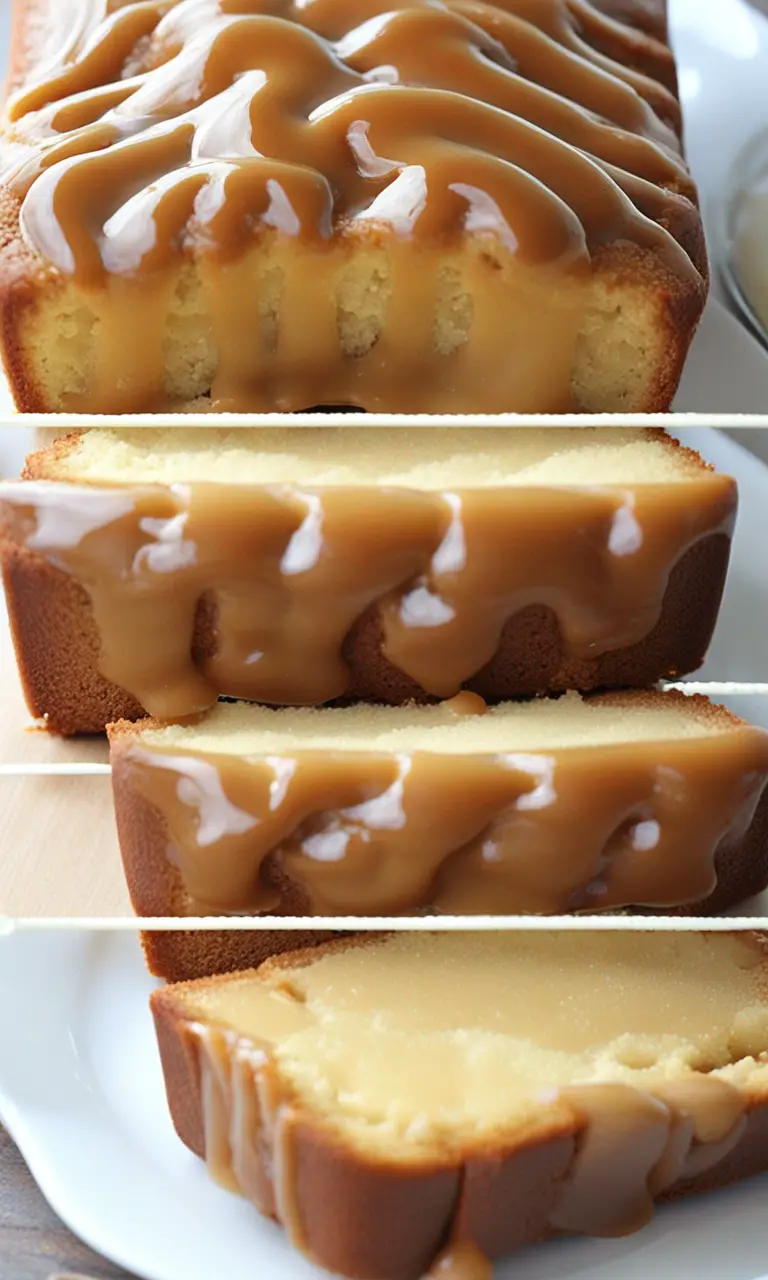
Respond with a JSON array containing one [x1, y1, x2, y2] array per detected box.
[[197, 1021, 241, 1193], [192, 1025, 750, 1274], [194, 1023, 279, 1211], [431, 1241, 493, 1279], [1, 0, 700, 411], [0, 475, 736, 720], [125, 728, 768, 916], [195, 1025, 305, 1237], [551, 1078, 747, 1235]]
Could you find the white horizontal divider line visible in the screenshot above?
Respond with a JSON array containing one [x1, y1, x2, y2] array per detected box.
[[3, 411, 768, 428], [2, 916, 766, 933], [0, 762, 111, 776], [663, 682, 768, 694], [2, 683, 768, 776]]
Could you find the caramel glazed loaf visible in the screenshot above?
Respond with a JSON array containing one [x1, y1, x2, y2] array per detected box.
[[0, 427, 738, 738], [0, 0, 705, 413], [111, 692, 768, 971], [153, 931, 768, 1280]]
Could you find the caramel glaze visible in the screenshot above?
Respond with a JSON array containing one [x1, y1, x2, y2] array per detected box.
[[192, 1023, 749, 1277], [431, 1241, 493, 1280], [1, 0, 701, 411], [123, 719, 768, 916], [0, 474, 736, 722]]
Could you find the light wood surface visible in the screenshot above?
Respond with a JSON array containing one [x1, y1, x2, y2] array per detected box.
[[0, 597, 130, 918]]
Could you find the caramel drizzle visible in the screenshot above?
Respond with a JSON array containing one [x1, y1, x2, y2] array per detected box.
[[192, 1024, 750, 1275], [0, 1, 700, 412], [431, 1241, 493, 1280], [0, 474, 736, 721], [6, 0, 694, 277], [126, 724, 768, 916]]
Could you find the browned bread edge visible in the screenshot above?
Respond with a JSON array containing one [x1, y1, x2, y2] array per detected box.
[[150, 933, 768, 1278], [141, 928, 338, 985]]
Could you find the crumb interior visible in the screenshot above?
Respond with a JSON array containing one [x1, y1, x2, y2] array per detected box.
[[134, 693, 729, 756], [49, 427, 714, 489], [184, 932, 768, 1155]]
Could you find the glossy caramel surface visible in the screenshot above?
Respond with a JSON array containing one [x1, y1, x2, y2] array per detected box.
[[1, 469, 736, 718], [122, 703, 768, 915], [1, 1, 702, 410]]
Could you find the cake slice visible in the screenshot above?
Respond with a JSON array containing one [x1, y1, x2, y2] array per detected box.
[[111, 691, 768, 957], [0, 0, 704, 413], [0, 427, 737, 735], [152, 930, 768, 1279]]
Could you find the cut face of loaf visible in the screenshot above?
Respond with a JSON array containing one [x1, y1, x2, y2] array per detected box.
[[110, 690, 768, 939], [151, 930, 768, 1279], [0, 0, 704, 413], [0, 427, 737, 735]]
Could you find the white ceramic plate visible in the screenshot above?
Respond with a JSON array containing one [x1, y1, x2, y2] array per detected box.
[[1, 927, 768, 1280]]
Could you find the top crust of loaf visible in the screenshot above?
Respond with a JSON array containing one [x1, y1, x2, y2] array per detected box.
[[153, 929, 768, 1142], [108, 688, 749, 756], [20, 426, 722, 489]]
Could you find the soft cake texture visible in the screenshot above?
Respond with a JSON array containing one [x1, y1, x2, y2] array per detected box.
[[41, 426, 715, 488], [134, 689, 729, 757], [158, 929, 768, 1153]]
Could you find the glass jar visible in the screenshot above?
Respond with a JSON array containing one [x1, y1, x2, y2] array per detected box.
[[726, 128, 768, 344]]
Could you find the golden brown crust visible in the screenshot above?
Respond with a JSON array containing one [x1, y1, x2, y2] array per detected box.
[[20, 426, 86, 478], [146, 922, 768, 983], [150, 932, 768, 1279], [0, 0, 56, 406], [5, 0, 47, 100], [594, 0, 669, 37], [141, 928, 338, 985], [586, 0, 675, 93]]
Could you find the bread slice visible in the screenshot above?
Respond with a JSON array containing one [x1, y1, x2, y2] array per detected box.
[[152, 929, 768, 1278], [0, 427, 736, 735], [110, 691, 768, 952], [0, 0, 704, 413]]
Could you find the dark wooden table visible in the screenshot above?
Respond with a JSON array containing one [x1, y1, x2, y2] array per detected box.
[[0, 1126, 136, 1280]]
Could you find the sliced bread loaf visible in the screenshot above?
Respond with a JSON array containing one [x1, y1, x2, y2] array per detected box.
[[0, 427, 736, 733], [110, 691, 768, 963], [152, 929, 768, 1278]]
